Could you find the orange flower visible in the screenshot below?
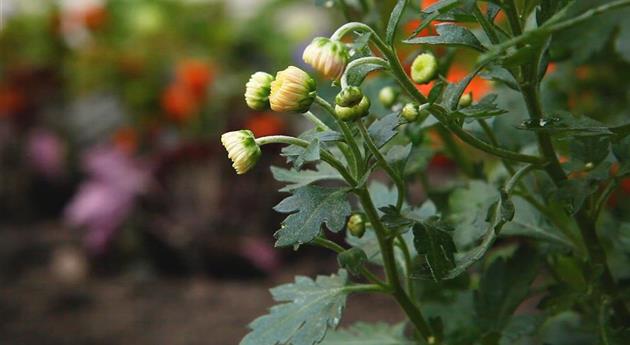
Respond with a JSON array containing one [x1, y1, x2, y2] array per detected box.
[[161, 83, 199, 122], [112, 127, 139, 154], [0, 85, 25, 118], [447, 65, 491, 99], [245, 113, 286, 137], [83, 6, 108, 31], [176, 59, 214, 99]]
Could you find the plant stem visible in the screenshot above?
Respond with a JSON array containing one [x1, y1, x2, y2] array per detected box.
[[355, 187, 434, 342], [435, 125, 476, 178], [344, 284, 389, 294], [302, 111, 331, 131], [311, 236, 387, 288], [255, 135, 357, 185], [357, 121, 406, 210], [315, 96, 364, 175]]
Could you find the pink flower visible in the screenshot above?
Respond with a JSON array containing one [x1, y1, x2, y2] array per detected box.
[[26, 129, 66, 179]]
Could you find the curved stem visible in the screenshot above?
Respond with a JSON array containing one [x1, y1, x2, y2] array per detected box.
[[395, 235, 414, 295], [357, 120, 406, 210], [341, 56, 390, 89], [255, 135, 357, 185], [315, 96, 364, 174], [302, 111, 331, 131], [355, 187, 434, 341], [311, 236, 387, 288]]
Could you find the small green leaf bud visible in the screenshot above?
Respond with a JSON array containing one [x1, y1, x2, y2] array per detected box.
[[401, 103, 420, 122], [458, 92, 472, 108], [346, 213, 366, 238], [411, 53, 438, 84], [378, 86, 399, 108], [335, 86, 370, 121]]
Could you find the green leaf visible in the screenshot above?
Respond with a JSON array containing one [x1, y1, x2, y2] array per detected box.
[[480, 64, 519, 90], [616, 19, 630, 62], [474, 247, 540, 333], [271, 163, 343, 192], [442, 64, 485, 110], [241, 270, 349, 345], [407, 0, 460, 39], [455, 94, 508, 119], [568, 135, 610, 166], [368, 112, 400, 148], [517, 112, 613, 137], [337, 248, 368, 276], [499, 315, 544, 345], [281, 130, 342, 168], [320, 322, 413, 345], [412, 217, 457, 281], [274, 186, 351, 247], [404, 23, 485, 52], [612, 136, 630, 176], [386, 0, 407, 46], [549, 179, 597, 215], [346, 62, 387, 86]]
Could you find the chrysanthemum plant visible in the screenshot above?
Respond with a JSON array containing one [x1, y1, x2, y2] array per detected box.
[[224, 1, 630, 344]]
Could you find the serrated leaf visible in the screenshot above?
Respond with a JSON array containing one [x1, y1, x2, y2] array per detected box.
[[549, 179, 597, 215], [404, 23, 485, 52], [517, 112, 613, 137], [346, 62, 387, 86], [241, 270, 349, 345], [320, 322, 413, 345], [271, 163, 343, 192], [455, 94, 508, 119], [281, 130, 342, 168], [337, 247, 368, 276], [386, 0, 407, 46], [368, 112, 400, 148], [412, 218, 457, 281], [274, 186, 351, 247], [474, 247, 540, 332], [568, 135, 610, 166], [479, 65, 519, 91]]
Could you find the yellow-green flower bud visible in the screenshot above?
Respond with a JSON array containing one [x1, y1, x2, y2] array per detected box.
[[245, 72, 274, 111], [411, 53, 438, 84], [220, 130, 261, 175], [347, 213, 366, 238], [401, 103, 420, 122], [269, 66, 316, 113], [335, 86, 370, 121], [302, 37, 349, 80], [458, 92, 472, 108], [378, 86, 399, 108]]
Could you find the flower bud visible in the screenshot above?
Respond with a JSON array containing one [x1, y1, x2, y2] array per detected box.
[[269, 66, 316, 113], [401, 103, 420, 122], [379, 86, 399, 108], [458, 92, 472, 108], [411, 53, 438, 84], [302, 37, 349, 80], [335, 86, 370, 121], [245, 72, 274, 111], [347, 213, 366, 238], [220, 130, 261, 175]]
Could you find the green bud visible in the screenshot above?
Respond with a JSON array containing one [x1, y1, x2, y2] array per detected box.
[[347, 213, 366, 238], [245, 72, 274, 111], [401, 103, 420, 122], [378, 86, 399, 108], [458, 92, 472, 108], [335, 86, 370, 121], [411, 53, 438, 84]]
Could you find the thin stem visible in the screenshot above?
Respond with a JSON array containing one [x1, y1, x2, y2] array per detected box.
[[593, 179, 618, 221], [315, 96, 364, 175], [255, 135, 357, 185], [344, 284, 389, 294], [478, 119, 516, 175], [302, 111, 331, 131], [311, 236, 387, 288], [341, 56, 390, 89], [355, 187, 434, 341], [472, 3, 499, 44], [395, 235, 414, 295], [357, 120, 406, 210]]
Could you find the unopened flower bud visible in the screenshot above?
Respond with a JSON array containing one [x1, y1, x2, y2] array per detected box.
[[221, 130, 261, 175], [245, 72, 274, 111], [302, 37, 349, 80], [411, 53, 438, 84], [347, 213, 366, 238], [335, 86, 370, 121], [269, 66, 316, 113], [401, 103, 420, 122], [379, 86, 399, 108], [458, 92, 472, 108]]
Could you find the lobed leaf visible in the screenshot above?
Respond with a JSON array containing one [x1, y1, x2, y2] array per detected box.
[[404, 23, 485, 52], [320, 322, 413, 345]]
